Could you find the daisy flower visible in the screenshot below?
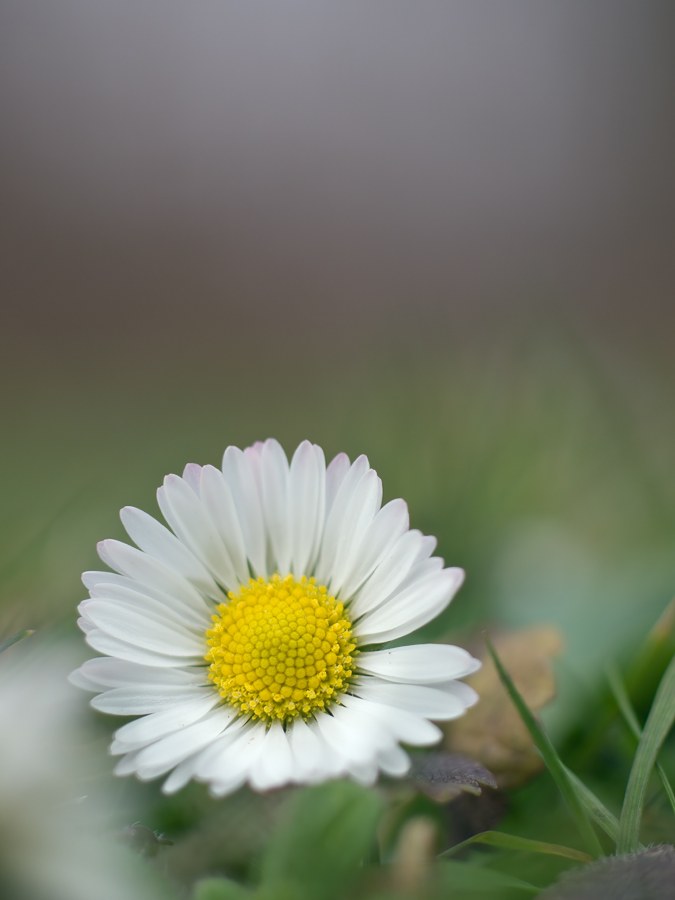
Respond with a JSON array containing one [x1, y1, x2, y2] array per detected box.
[[70, 440, 480, 796]]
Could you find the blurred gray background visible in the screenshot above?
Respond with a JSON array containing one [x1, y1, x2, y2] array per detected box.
[[1, 1, 674, 358]]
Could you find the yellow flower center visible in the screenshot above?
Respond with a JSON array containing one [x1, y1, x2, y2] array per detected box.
[[205, 574, 356, 723]]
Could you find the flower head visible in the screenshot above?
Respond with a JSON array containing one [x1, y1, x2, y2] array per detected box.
[[71, 440, 480, 796]]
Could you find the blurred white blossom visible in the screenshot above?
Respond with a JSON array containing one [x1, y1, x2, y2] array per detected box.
[[0, 641, 164, 900]]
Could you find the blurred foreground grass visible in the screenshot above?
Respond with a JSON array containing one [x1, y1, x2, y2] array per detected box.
[[2, 323, 675, 897]]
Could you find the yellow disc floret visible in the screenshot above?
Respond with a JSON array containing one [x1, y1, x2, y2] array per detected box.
[[205, 574, 356, 723]]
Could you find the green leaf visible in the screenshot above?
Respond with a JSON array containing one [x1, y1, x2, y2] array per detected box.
[[193, 878, 252, 900], [261, 780, 383, 900], [606, 662, 675, 817], [616, 650, 675, 854], [485, 637, 604, 859], [437, 860, 540, 896], [439, 830, 592, 864], [0, 629, 34, 654]]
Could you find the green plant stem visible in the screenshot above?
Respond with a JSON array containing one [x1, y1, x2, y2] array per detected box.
[[617, 651, 675, 854], [0, 629, 34, 654], [485, 637, 604, 859], [438, 830, 592, 864], [606, 662, 675, 817]]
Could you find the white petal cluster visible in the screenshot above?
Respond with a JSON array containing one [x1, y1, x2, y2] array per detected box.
[[71, 440, 480, 796]]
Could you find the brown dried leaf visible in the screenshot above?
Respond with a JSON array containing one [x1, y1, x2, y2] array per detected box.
[[411, 752, 497, 803], [445, 625, 563, 789]]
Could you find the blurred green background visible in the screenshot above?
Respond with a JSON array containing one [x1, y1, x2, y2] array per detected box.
[[3, 318, 675, 734]]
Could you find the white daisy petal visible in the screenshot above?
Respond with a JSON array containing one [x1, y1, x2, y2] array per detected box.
[[414, 534, 438, 563], [111, 695, 219, 754], [355, 567, 465, 644], [97, 540, 211, 615], [119, 506, 220, 599], [67, 667, 101, 691], [325, 452, 351, 518], [357, 644, 481, 684], [200, 465, 250, 585], [352, 678, 469, 720], [84, 583, 206, 632], [313, 710, 373, 766], [377, 744, 411, 777], [91, 685, 211, 715], [82, 570, 209, 628], [243, 443, 264, 493], [337, 497, 409, 599], [332, 703, 394, 753], [200, 723, 267, 793], [346, 759, 379, 786], [329, 469, 383, 593], [315, 454, 370, 584], [72, 439, 476, 796], [158, 475, 238, 592], [288, 716, 344, 784], [134, 708, 239, 779], [260, 439, 291, 576], [75, 657, 206, 688], [348, 529, 427, 619], [340, 694, 444, 746], [314, 704, 391, 767], [182, 462, 203, 494], [114, 751, 142, 776], [309, 444, 327, 571], [222, 446, 267, 578], [289, 441, 325, 579], [85, 629, 191, 667], [77, 616, 95, 634], [162, 756, 201, 795], [435, 679, 480, 709], [82, 600, 205, 657], [249, 722, 294, 791]]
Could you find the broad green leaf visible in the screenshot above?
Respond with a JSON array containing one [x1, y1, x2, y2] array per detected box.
[[437, 860, 540, 896], [0, 629, 34, 654], [439, 830, 592, 864], [617, 650, 675, 854], [486, 638, 603, 858], [261, 780, 382, 900], [606, 662, 675, 817], [193, 878, 252, 900]]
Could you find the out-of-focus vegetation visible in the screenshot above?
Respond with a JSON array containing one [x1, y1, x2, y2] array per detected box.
[[2, 325, 675, 897]]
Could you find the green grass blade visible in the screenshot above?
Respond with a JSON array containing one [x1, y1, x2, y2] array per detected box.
[[617, 651, 675, 854], [438, 830, 592, 864], [485, 637, 604, 859], [0, 629, 34, 655], [564, 768, 645, 851], [607, 662, 675, 817]]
